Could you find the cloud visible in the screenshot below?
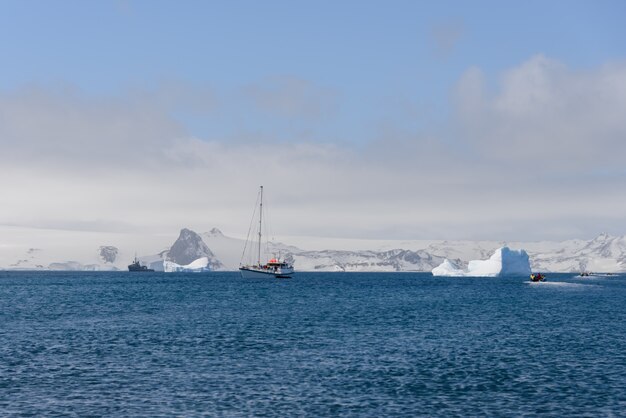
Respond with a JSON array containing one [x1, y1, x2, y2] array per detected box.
[[244, 76, 336, 120], [127, 81, 217, 116], [1, 57, 625, 241], [0, 85, 186, 169], [454, 55, 626, 169], [431, 20, 464, 58]]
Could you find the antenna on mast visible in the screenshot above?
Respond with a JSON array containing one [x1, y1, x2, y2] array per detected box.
[[258, 185, 263, 266]]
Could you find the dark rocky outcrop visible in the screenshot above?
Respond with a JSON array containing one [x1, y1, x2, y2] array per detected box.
[[99, 246, 119, 263], [167, 228, 224, 269], [206, 227, 224, 237]]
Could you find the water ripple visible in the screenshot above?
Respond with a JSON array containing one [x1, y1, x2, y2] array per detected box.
[[0, 272, 625, 416]]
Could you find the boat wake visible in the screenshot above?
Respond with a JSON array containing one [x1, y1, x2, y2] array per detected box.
[[527, 281, 596, 288], [574, 274, 615, 279]]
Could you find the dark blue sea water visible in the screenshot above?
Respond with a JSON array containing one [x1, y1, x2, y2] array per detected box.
[[1, 272, 625, 416]]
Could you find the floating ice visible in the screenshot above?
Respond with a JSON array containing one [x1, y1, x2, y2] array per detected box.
[[157, 257, 212, 273], [432, 247, 531, 277]]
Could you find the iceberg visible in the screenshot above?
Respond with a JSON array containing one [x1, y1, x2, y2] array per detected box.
[[148, 257, 213, 273], [432, 247, 531, 277]]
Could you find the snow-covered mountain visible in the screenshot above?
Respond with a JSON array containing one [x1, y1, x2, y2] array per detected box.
[[1, 224, 625, 272], [165, 228, 223, 270], [0, 225, 159, 271], [284, 249, 453, 272], [199, 228, 246, 269], [525, 233, 626, 273], [199, 230, 442, 271], [389, 236, 626, 273], [202, 229, 626, 273]]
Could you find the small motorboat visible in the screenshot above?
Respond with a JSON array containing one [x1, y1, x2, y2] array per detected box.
[[530, 273, 546, 282]]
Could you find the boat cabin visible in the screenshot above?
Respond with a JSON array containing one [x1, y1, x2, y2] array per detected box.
[[266, 258, 290, 268]]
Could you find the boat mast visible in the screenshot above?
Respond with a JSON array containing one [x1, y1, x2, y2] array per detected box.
[[258, 185, 263, 266]]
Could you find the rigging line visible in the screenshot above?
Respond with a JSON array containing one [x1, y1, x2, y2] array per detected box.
[[263, 190, 276, 256], [262, 190, 270, 255], [239, 188, 261, 266]]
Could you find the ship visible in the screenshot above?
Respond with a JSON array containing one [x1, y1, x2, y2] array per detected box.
[[239, 186, 294, 278], [128, 256, 155, 272]]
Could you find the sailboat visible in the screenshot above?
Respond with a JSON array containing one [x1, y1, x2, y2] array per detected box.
[[239, 186, 294, 278]]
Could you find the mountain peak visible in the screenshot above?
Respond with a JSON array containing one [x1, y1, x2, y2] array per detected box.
[[594, 232, 611, 241], [207, 227, 224, 237], [168, 228, 216, 266]]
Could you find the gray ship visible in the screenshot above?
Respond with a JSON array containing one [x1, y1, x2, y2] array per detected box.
[[128, 257, 154, 272]]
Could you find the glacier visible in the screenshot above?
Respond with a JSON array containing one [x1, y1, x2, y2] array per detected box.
[[432, 247, 531, 277]]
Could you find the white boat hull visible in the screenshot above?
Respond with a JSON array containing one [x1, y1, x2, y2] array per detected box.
[[239, 266, 293, 278]]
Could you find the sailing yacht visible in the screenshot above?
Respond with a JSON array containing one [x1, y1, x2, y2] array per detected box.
[[239, 186, 294, 278]]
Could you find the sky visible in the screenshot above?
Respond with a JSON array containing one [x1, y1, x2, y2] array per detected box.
[[1, 0, 625, 241]]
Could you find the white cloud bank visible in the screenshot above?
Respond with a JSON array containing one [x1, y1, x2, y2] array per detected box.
[[1, 55, 625, 241], [456, 55, 626, 166]]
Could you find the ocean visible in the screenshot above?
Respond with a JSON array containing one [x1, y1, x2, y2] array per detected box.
[[1, 271, 625, 416]]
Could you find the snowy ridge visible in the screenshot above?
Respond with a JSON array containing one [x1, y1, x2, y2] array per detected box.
[[528, 233, 626, 273], [285, 249, 453, 272], [202, 230, 626, 273], [1, 224, 626, 272]]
